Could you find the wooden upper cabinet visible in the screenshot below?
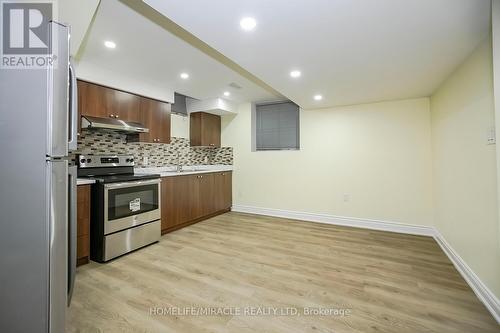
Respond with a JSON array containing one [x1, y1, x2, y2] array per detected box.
[[78, 80, 172, 142], [77, 80, 141, 123], [190, 112, 221, 147], [139, 97, 171, 144]]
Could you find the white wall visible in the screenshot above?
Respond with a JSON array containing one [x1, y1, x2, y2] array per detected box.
[[492, 0, 500, 253], [222, 98, 433, 226], [171, 114, 189, 139], [431, 38, 500, 298]]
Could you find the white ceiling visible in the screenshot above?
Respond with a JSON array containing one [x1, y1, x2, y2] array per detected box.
[[145, 0, 491, 109], [59, 0, 100, 56], [76, 0, 281, 103]]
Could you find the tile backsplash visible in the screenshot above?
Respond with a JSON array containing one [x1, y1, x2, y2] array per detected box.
[[73, 129, 233, 167]]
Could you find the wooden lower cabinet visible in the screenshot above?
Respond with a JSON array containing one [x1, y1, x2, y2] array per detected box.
[[77, 185, 91, 266], [213, 172, 232, 212], [161, 171, 232, 234], [161, 175, 192, 230], [196, 173, 215, 218]]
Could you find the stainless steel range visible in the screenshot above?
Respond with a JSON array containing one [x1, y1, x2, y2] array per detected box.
[[78, 155, 161, 262]]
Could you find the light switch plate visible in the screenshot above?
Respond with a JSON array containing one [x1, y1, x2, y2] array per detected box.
[[487, 127, 496, 145]]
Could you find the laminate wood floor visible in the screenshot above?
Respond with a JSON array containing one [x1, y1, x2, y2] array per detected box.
[[67, 212, 499, 333]]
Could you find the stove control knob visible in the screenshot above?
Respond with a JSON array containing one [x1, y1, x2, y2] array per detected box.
[[80, 159, 85, 164], [130, 158, 134, 162], [87, 158, 92, 163]]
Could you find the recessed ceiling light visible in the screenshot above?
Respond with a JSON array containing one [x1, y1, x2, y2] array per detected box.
[[290, 70, 301, 78], [314, 94, 323, 101], [240, 17, 257, 31], [104, 40, 116, 49], [180, 73, 189, 79], [223, 91, 230, 97]]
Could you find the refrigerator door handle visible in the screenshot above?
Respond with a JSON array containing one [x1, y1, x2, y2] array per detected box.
[[47, 21, 70, 157], [68, 60, 78, 151], [48, 160, 68, 332], [67, 165, 77, 306]]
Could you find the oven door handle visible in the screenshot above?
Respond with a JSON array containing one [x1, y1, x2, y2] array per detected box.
[[104, 178, 161, 189]]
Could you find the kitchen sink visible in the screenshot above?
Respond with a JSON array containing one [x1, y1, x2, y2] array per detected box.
[[167, 168, 209, 173]]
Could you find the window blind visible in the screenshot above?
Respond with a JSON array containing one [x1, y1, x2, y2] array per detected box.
[[255, 101, 299, 150]]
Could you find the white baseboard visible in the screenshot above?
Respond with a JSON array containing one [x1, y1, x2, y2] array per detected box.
[[231, 205, 436, 236], [231, 204, 500, 323], [433, 231, 500, 323]]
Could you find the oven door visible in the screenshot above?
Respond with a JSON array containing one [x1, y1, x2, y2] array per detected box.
[[104, 178, 161, 235]]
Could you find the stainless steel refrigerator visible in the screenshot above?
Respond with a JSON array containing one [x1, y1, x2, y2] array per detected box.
[[0, 21, 78, 332]]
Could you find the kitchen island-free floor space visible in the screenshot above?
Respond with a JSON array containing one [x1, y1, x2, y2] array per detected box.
[[67, 212, 498, 333]]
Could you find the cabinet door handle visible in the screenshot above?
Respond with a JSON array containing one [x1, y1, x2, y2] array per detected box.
[[115, 115, 119, 118], [109, 114, 114, 118], [221, 173, 225, 176]]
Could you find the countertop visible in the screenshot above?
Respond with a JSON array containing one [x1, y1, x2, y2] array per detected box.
[[135, 165, 233, 177], [77, 178, 96, 186]]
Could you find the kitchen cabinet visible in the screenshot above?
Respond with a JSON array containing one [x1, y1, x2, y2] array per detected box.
[[77, 184, 91, 266], [139, 97, 171, 144], [193, 173, 215, 219], [77, 79, 141, 124], [190, 112, 221, 147], [213, 172, 232, 212], [160, 171, 232, 234], [161, 175, 192, 231]]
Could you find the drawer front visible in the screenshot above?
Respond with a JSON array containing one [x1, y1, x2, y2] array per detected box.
[[103, 220, 161, 261]]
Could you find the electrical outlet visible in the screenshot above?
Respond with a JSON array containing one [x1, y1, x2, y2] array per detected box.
[[343, 194, 350, 202]]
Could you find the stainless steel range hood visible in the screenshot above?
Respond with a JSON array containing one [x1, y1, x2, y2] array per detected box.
[[81, 115, 149, 133]]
